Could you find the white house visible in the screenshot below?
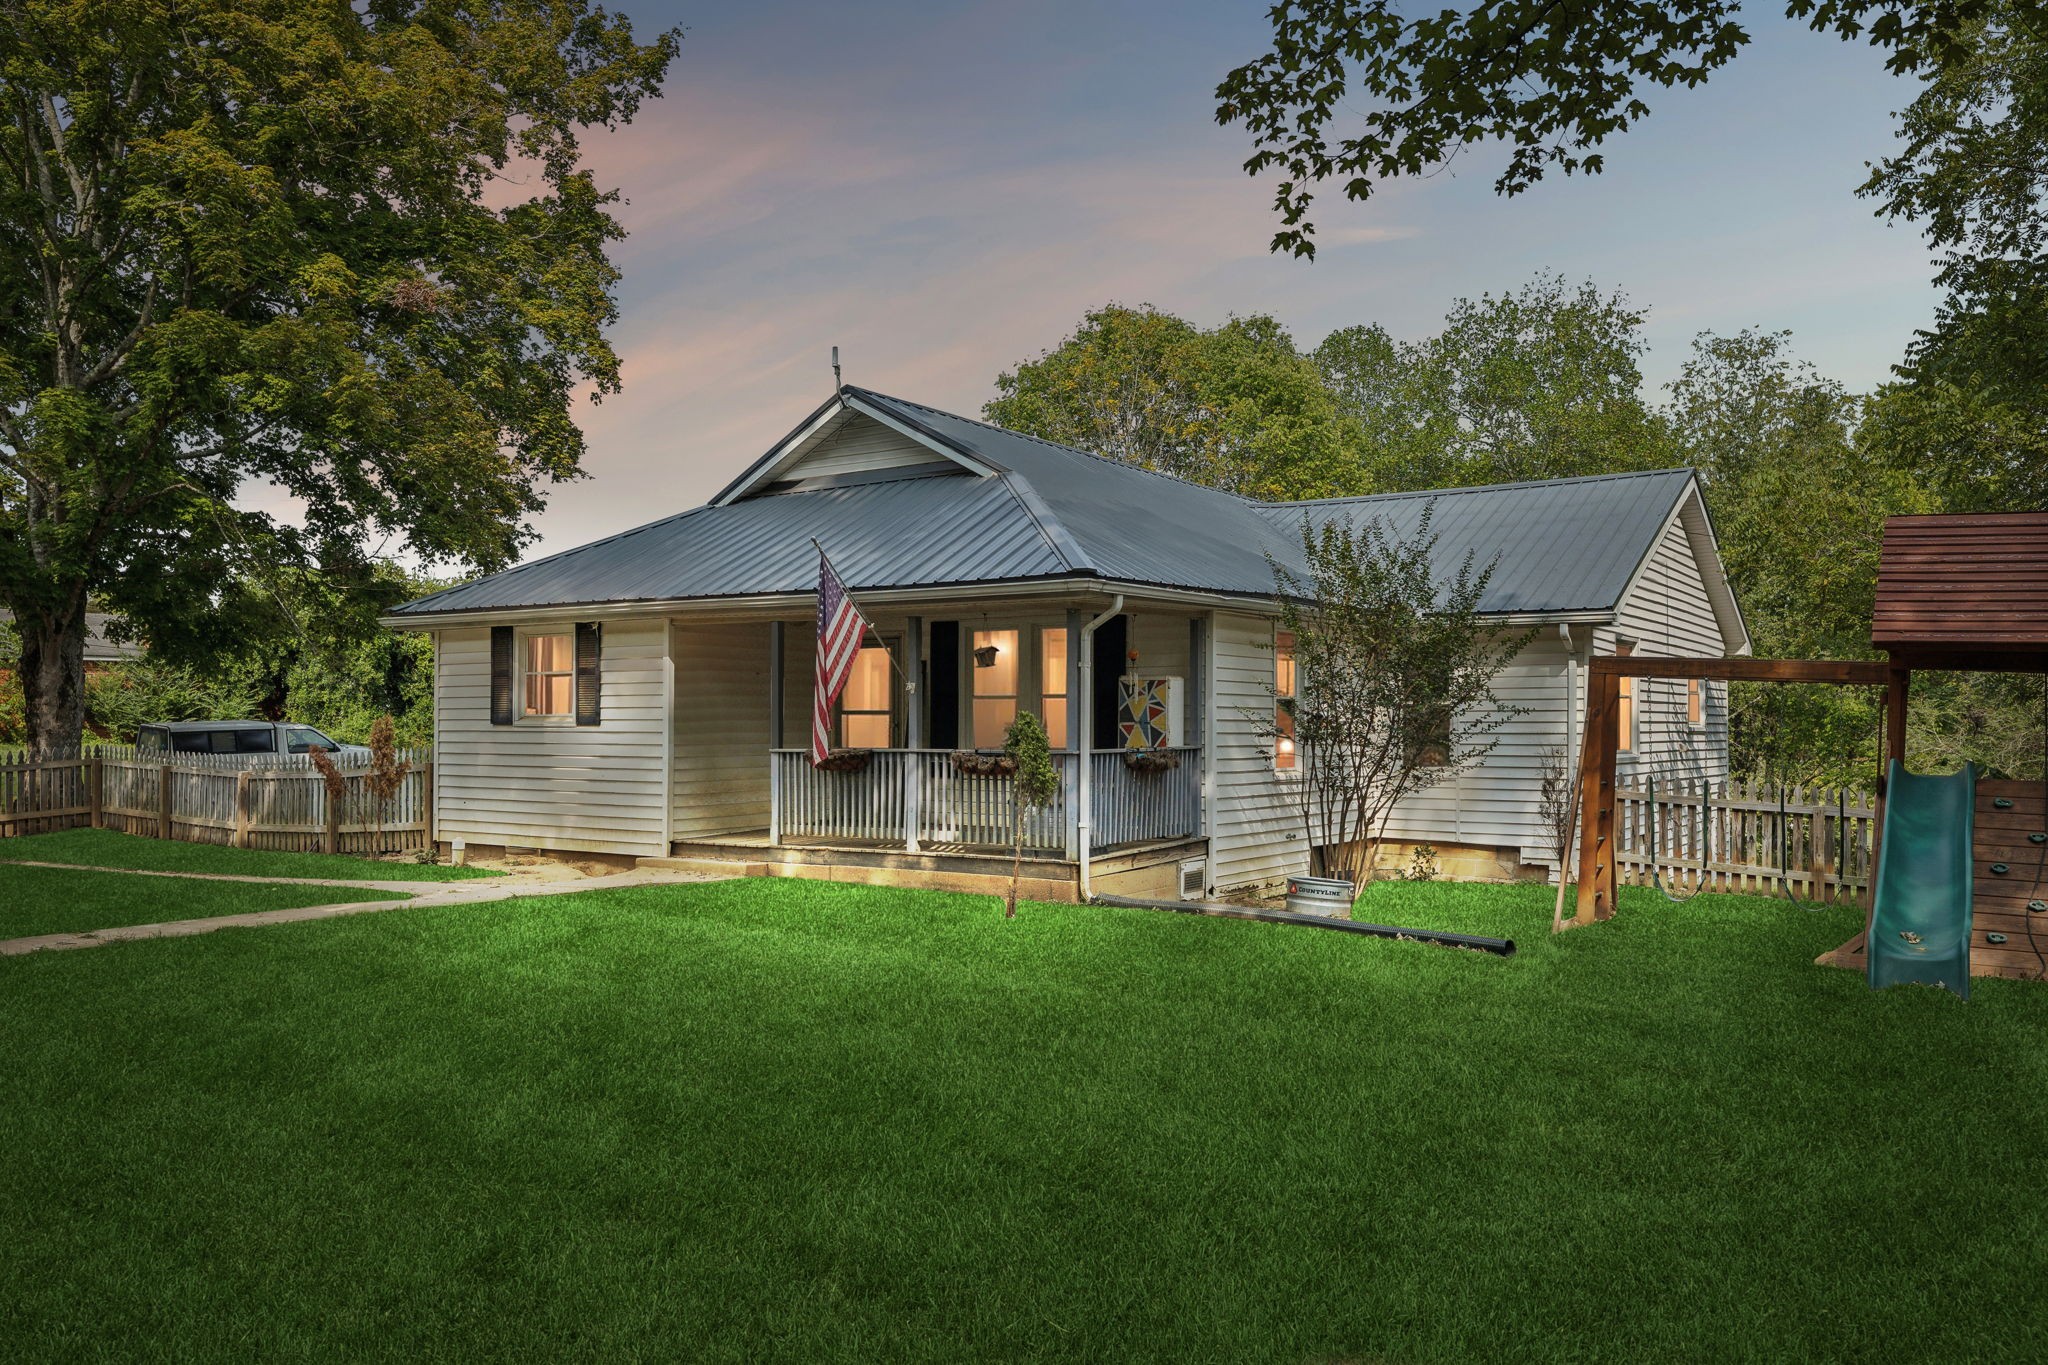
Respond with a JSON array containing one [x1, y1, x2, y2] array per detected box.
[[387, 385, 1746, 900]]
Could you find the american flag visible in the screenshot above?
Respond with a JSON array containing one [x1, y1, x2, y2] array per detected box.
[[812, 545, 872, 765]]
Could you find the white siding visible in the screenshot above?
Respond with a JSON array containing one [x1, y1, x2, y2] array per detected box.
[[673, 622, 774, 839], [1208, 610, 1309, 894], [781, 415, 935, 481], [1605, 496, 1735, 791], [434, 618, 671, 857]]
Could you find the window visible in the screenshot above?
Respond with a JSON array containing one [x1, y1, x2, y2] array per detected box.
[[971, 628, 1019, 748], [1687, 678, 1704, 727], [234, 728, 277, 754], [1040, 627, 1069, 748], [1615, 642, 1634, 752], [285, 726, 339, 754], [1411, 704, 1452, 768], [1274, 630, 1297, 771], [523, 633, 574, 716], [839, 642, 894, 748]]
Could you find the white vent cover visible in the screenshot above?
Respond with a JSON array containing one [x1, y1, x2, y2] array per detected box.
[[1178, 858, 1207, 901]]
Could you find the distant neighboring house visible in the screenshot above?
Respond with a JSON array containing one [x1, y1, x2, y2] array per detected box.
[[0, 611, 145, 670], [387, 386, 1746, 898]]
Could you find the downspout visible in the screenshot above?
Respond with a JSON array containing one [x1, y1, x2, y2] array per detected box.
[[1562, 623, 1581, 880], [1076, 593, 1125, 903]]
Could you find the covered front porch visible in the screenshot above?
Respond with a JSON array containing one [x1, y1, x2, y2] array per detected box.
[[665, 593, 1213, 897]]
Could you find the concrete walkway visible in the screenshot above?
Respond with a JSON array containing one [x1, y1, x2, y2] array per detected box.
[[0, 864, 733, 958]]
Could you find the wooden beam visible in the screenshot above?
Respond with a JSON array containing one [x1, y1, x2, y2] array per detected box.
[[1574, 673, 1619, 925], [1586, 656, 1889, 685]]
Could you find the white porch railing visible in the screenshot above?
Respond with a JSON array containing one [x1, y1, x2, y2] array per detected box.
[[769, 748, 1201, 856]]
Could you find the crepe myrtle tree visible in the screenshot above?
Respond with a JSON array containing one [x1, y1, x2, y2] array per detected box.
[[1269, 504, 1531, 884], [0, 0, 679, 759]]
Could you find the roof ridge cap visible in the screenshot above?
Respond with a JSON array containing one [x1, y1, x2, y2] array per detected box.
[[1265, 466, 1695, 509], [995, 471, 1095, 576]]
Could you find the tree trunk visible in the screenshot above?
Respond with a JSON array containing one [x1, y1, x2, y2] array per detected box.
[[13, 599, 89, 760], [1007, 793, 1020, 919]]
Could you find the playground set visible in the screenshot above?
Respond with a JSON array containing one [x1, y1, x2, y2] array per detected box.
[[1568, 511, 2048, 998]]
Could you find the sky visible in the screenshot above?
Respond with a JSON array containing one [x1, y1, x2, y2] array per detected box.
[[502, 0, 1943, 557]]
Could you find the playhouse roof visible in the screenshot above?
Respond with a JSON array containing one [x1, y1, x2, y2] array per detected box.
[[392, 387, 1721, 625], [1873, 512, 2048, 669]]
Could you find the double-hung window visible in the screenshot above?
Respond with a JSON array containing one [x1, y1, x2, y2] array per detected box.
[[971, 629, 1019, 748], [523, 633, 575, 717], [1040, 627, 1070, 748], [840, 641, 895, 748], [1274, 630, 1298, 772]]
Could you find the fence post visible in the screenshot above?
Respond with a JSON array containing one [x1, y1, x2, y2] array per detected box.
[[323, 784, 340, 855], [233, 769, 251, 849], [88, 754, 103, 829], [1811, 795, 1834, 904], [422, 759, 435, 850], [157, 765, 173, 840]]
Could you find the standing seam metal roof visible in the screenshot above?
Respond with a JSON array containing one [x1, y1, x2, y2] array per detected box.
[[393, 386, 1702, 618]]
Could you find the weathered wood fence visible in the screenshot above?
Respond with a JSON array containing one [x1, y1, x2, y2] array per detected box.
[[1615, 777, 1877, 903], [0, 746, 433, 854]]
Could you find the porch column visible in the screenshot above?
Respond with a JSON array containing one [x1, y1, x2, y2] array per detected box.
[[768, 621, 784, 845], [1064, 609, 1084, 860], [1189, 615, 1208, 840], [904, 616, 922, 853]]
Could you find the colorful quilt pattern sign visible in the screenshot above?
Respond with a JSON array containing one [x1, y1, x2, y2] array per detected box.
[[1117, 678, 1171, 750]]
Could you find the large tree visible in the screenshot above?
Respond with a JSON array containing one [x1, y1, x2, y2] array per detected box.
[[0, 0, 678, 757], [984, 304, 1367, 500]]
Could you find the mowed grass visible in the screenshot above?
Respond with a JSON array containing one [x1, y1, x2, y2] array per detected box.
[[0, 826, 498, 881], [3, 877, 2046, 1362], [0, 862, 405, 940]]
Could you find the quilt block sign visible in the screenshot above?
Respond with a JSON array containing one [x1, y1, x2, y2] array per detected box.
[[1117, 678, 1173, 750]]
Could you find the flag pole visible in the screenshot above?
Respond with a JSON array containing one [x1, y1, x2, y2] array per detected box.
[[811, 539, 914, 692]]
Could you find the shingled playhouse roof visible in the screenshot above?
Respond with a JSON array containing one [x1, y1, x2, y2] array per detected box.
[[392, 387, 1716, 623]]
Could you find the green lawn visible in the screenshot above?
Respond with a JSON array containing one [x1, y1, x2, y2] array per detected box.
[[0, 862, 405, 940], [2, 877, 2045, 1362], [0, 826, 499, 881]]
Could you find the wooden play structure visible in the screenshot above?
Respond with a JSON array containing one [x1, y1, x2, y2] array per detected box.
[[1569, 511, 2048, 983]]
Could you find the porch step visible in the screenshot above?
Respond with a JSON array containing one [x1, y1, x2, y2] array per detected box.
[[637, 855, 770, 877]]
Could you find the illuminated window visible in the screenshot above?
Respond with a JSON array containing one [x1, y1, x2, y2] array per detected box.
[[1615, 642, 1634, 752], [1040, 627, 1069, 748], [1687, 678, 1704, 727], [839, 643, 894, 748], [971, 628, 1019, 747], [522, 633, 574, 716], [1275, 630, 1297, 771]]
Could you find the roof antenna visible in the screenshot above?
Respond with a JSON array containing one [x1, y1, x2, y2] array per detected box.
[[831, 345, 842, 390]]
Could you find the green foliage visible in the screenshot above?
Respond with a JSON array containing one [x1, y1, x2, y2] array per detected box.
[[1216, 0, 1979, 257], [82, 659, 261, 744], [1003, 710, 1060, 813], [1316, 275, 1672, 488], [985, 304, 1367, 499], [0, 0, 678, 752], [1273, 504, 1530, 882]]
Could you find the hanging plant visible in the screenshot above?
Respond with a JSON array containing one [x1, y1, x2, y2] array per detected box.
[[814, 748, 874, 773], [950, 750, 1017, 777], [1123, 749, 1181, 774]]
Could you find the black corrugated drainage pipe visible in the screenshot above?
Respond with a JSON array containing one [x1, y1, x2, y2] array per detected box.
[[1091, 894, 1516, 956]]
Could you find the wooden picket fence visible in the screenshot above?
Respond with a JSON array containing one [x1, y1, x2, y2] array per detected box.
[[1615, 776, 1877, 904], [0, 745, 433, 854]]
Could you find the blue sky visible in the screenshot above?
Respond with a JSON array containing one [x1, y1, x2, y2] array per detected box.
[[529, 0, 1939, 555]]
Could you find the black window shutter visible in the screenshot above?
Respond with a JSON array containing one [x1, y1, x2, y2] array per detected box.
[[928, 621, 959, 749], [489, 626, 514, 726], [575, 622, 602, 726]]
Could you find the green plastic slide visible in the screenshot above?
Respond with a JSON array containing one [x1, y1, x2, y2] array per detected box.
[[1867, 761, 1977, 1000]]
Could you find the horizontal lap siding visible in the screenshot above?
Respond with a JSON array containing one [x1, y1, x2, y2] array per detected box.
[[435, 619, 670, 856], [674, 622, 773, 839], [1210, 611, 1307, 894], [1377, 635, 1573, 864], [785, 417, 932, 480], [1608, 503, 1734, 795]]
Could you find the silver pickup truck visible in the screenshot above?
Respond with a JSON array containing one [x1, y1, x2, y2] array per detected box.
[[135, 720, 371, 761]]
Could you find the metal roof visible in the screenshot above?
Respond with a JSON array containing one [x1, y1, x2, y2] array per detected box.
[[393, 386, 1704, 619]]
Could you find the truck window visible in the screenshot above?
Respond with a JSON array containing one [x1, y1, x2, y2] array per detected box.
[[137, 727, 167, 752], [285, 727, 339, 754], [171, 732, 215, 753], [234, 728, 276, 754]]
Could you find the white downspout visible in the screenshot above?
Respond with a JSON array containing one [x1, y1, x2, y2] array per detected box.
[[1076, 593, 1124, 903]]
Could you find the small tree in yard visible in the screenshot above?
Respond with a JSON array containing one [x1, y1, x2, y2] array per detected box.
[[1538, 746, 1576, 871], [1002, 711, 1060, 919], [1270, 504, 1531, 885]]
